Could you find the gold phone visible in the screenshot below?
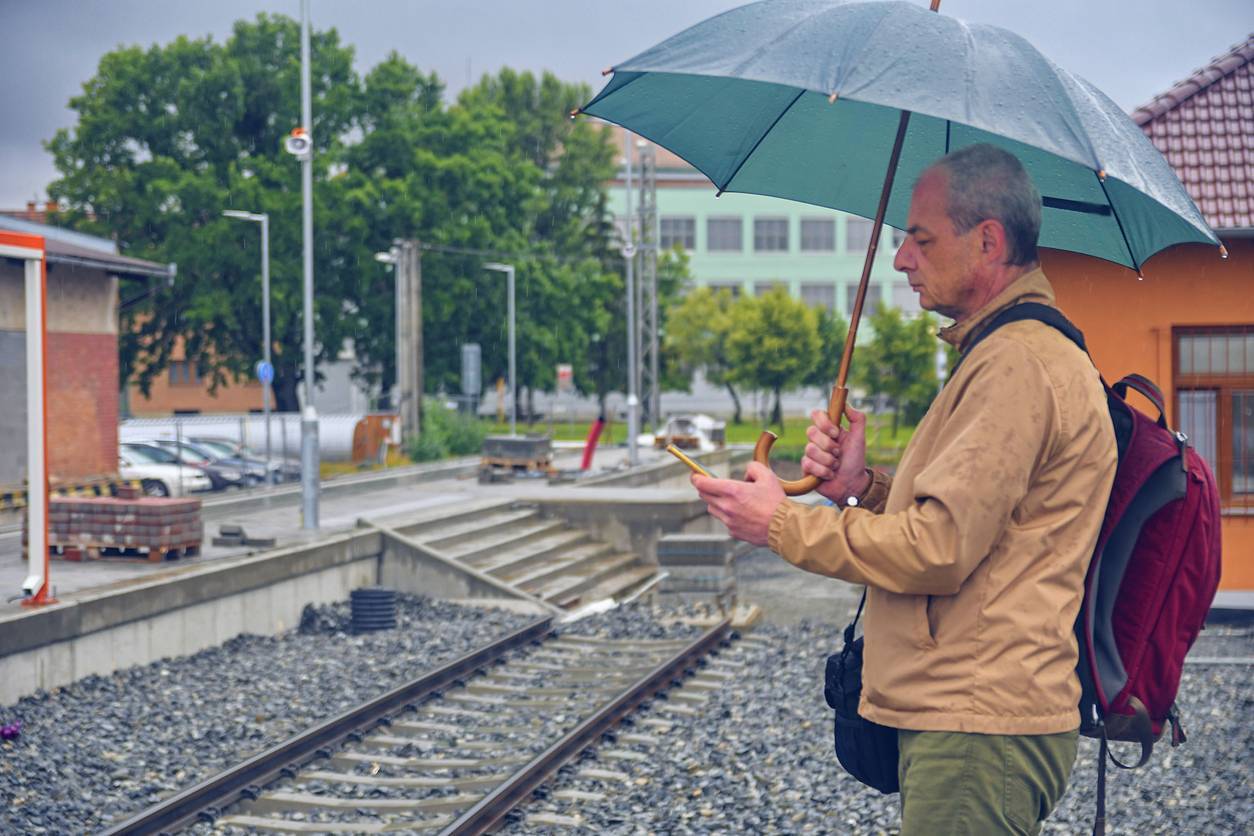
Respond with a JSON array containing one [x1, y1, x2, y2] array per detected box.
[[666, 444, 712, 478]]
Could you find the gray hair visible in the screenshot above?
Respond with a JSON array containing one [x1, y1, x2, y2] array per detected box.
[[929, 144, 1041, 266]]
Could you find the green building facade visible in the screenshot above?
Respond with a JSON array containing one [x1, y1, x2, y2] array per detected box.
[[606, 170, 919, 319]]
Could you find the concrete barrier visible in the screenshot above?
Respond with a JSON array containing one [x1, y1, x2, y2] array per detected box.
[[0, 530, 382, 705]]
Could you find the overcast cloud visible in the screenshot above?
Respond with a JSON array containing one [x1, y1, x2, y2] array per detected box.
[[1, 0, 1250, 207]]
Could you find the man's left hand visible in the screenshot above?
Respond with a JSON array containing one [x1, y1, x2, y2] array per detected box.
[[692, 461, 787, 547]]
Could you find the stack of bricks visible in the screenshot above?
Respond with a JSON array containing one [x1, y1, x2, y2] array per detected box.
[[36, 496, 203, 562], [656, 533, 737, 609]]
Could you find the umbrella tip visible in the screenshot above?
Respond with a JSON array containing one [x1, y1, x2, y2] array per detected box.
[[1136, 272, 1145, 281], [1219, 244, 1229, 260], [828, 91, 839, 104], [569, 108, 581, 120], [601, 66, 614, 76], [1098, 169, 1107, 182], [715, 188, 725, 198]]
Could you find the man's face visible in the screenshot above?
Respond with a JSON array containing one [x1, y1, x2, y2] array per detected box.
[[892, 169, 982, 321]]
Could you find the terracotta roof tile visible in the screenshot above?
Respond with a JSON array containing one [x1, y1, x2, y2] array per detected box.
[[1133, 35, 1254, 230]]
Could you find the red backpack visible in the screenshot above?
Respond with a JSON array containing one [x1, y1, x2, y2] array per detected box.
[[964, 303, 1223, 836]]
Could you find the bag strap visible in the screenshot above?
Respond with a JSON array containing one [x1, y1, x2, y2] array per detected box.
[[949, 301, 1088, 380], [840, 587, 869, 661], [1112, 373, 1169, 429], [1093, 737, 1108, 836]]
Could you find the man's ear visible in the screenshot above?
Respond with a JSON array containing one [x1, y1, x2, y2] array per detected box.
[[979, 219, 1008, 264]]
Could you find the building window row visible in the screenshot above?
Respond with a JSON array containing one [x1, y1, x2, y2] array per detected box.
[[168, 360, 202, 387], [701, 280, 922, 316], [656, 214, 903, 254]]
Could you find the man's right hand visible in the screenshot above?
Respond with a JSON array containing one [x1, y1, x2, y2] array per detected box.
[[802, 405, 871, 505]]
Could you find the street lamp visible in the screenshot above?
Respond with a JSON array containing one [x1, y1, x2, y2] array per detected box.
[[223, 210, 273, 481], [375, 245, 404, 419], [483, 262, 516, 437]]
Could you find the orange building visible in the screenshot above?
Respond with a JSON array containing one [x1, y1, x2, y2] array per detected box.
[[125, 337, 267, 417], [1046, 36, 1253, 605]]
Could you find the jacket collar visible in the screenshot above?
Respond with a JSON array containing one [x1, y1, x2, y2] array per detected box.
[[938, 267, 1056, 351]]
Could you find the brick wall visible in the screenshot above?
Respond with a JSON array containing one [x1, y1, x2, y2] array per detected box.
[[47, 331, 118, 481]]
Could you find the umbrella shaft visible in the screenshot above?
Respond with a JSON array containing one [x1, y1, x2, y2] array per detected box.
[[834, 108, 914, 409]]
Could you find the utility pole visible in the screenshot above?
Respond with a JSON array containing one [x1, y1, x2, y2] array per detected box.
[[375, 240, 423, 441], [298, 0, 319, 528], [623, 132, 639, 466], [483, 262, 516, 437]]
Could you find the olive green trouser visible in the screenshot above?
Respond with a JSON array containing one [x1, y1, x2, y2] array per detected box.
[[897, 729, 1078, 836]]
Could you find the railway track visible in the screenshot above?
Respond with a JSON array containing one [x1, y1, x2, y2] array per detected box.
[[102, 615, 733, 835]]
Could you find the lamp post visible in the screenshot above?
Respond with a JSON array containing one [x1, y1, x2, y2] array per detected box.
[[622, 132, 640, 466], [375, 244, 403, 417], [298, 0, 318, 528], [483, 262, 516, 437], [223, 210, 272, 480]]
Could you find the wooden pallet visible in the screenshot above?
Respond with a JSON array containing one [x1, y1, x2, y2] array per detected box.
[[47, 542, 202, 563]]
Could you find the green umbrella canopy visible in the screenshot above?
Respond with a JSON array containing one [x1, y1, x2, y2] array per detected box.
[[582, 0, 1221, 272]]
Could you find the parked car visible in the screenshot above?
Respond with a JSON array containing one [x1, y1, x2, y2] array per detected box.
[[122, 442, 243, 491], [150, 439, 271, 486], [189, 436, 300, 483], [118, 449, 212, 497]]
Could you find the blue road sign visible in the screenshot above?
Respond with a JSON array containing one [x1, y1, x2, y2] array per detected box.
[[256, 360, 274, 384]]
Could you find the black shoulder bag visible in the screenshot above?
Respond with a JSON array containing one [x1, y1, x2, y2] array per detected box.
[[823, 588, 900, 793]]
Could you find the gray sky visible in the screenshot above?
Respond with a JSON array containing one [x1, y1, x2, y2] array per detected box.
[[1, 0, 1250, 207]]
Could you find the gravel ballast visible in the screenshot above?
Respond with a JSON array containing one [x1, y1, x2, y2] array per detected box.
[[0, 595, 534, 833], [2, 585, 1248, 834], [511, 618, 1252, 835]]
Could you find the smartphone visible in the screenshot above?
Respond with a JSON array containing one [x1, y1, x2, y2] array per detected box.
[[666, 444, 713, 478]]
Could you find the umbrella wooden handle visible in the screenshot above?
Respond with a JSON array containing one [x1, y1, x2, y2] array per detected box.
[[753, 385, 848, 496]]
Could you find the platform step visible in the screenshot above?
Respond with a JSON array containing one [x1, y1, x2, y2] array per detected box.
[[389, 498, 517, 537], [414, 508, 540, 550], [443, 519, 569, 563], [532, 552, 642, 604], [496, 540, 616, 587], [470, 530, 594, 577]]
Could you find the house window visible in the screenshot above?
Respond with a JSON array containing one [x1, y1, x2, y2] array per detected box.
[[845, 282, 881, 316], [754, 281, 787, 298], [168, 360, 202, 386], [754, 217, 789, 252], [1175, 327, 1254, 506], [707, 281, 742, 298], [892, 281, 922, 315], [707, 217, 742, 252], [845, 217, 873, 253], [659, 216, 695, 250], [800, 283, 837, 311], [800, 218, 835, 252]]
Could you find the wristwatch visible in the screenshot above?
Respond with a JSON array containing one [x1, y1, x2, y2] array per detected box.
[[843, 468, 875, 509]]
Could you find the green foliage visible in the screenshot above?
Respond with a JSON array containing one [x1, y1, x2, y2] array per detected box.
[[664, 284, 742, 421], [805, 306, 850, 389], [855, 305, 942, 433], [725, 288, 821, 427], [47, 20, 623, 413], [406, 399, 488, 461]]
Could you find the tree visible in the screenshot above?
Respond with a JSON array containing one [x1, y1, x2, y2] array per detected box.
[[47, 26, 629, 417], [726, 288, 821, 428], [855, 305, 941, 434], [665, 285, 743, 422], [804, 305, 850, 392], [46, 15, 362, 411]]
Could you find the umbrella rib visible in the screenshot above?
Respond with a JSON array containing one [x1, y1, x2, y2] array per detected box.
[[1095, 171, 1141, 273], [715, 89, 806, 196]]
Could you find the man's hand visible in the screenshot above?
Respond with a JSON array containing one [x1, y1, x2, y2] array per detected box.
[[692, 461, 786, 547], [802, 405, 871, 504]]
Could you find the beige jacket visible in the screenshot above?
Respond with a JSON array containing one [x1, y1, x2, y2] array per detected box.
[[768, 269, 1117, 735]]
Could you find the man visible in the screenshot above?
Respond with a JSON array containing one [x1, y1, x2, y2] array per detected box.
[[693, 144, 1117, 835]]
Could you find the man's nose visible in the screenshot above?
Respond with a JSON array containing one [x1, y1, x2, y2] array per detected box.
[[893, 240, 913, 273]]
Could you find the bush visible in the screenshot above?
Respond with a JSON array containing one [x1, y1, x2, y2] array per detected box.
[[405, 399, 488, 462]]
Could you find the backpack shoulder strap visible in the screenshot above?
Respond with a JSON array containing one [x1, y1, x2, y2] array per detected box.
[[950, 302, 1088, 379]]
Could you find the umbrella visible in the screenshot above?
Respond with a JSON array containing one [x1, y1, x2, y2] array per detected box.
[[579, 0, 1224, 495]]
